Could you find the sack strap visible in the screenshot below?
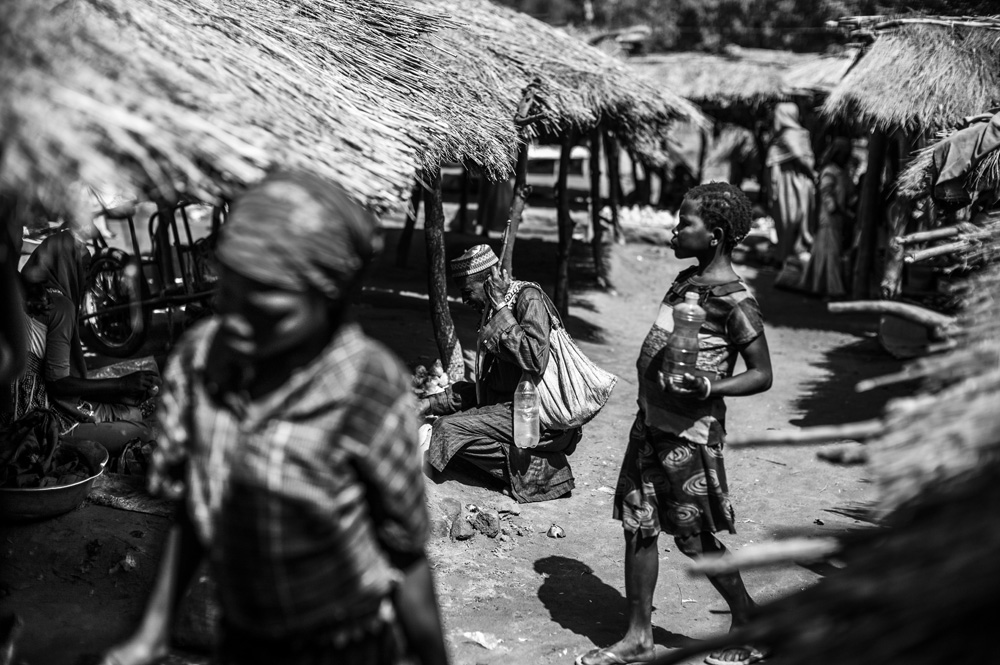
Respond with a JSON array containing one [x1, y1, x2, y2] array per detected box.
[[503, 280, 564, 330]]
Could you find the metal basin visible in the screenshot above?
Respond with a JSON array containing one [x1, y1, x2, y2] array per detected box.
[[0, 439, 109, 522]]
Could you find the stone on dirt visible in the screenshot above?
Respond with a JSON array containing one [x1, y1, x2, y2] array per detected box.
[[472, 510, 501, 538], [450, 515, 476, 541]]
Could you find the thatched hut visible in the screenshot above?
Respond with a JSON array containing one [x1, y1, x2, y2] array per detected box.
[[822, 15, 1000, 300], [781, 49, 860, 98], [628, 48, 809, 115], [824, 16, 1000, 132], [627, 47, 851, 209], [418, 0, 701, 178]]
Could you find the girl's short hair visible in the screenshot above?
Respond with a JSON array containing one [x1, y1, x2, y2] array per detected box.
[[685, 182, 753, 252]]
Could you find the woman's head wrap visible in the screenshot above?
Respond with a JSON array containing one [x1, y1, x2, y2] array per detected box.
[[216, 171, 381, 300], [20, 229, 89, 306]]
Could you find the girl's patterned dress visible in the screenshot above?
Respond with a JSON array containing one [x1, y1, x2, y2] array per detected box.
[[614, 267, 765, 538]]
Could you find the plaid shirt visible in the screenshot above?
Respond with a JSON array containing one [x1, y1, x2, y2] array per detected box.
[[149, 319, 428, 639]]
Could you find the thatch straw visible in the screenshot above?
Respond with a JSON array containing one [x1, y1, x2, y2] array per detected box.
[[898, 126, 1000, 200], [1, 0, 454, 212], [781, 49, 860, 96], [421, 0, 703, 173], [824, 21, 1000, 130], [628, 48, 817, 109]]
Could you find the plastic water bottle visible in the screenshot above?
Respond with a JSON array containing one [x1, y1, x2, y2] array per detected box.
[[513, 374, 540, 448], [662, 291, 707, 388]]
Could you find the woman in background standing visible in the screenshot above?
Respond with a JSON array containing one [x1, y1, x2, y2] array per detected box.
[[767, 103, 816, 269], [799, 138, 853, 298]]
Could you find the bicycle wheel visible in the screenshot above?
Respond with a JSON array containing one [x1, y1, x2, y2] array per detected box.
[[81, 248, 150, 357]]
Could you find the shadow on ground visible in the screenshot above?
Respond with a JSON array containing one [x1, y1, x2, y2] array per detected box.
[[534, 555, 697, 650]]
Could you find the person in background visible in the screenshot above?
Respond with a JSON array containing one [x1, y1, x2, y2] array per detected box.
[[577, 183, 773, 665], [798, 137, 854, 298], [422, 244, 579, 503], [100, 171, 448, 665], [0, 195, 27, 388], [767, 102, 816, 267], [2, 229, 156, 454]]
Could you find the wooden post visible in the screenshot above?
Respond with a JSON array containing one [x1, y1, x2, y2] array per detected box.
[[629, 150, 640, 205], [697, 126, 709, 184], [589, 127, 612, 290], [459, 165, 471, 233], [395, 181, 423, 267], [499, 82, 541, 275], [753, 127, 769, 210], [423, 166, 464, 381], [604, 130, 623, 242], [554, 133, 574, 316], [851, 129, 887, 299]]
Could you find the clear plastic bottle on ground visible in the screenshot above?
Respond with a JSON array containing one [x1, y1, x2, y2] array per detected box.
[[662, 291, 708, 388], [513, 374, 540, 448]]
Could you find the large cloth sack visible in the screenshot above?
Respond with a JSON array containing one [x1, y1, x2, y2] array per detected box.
[[504, 282, 617, 430]]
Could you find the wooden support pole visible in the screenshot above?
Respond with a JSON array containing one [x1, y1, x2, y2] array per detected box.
[[897, 225, 962, 246], [828, 300, 956, 336], [500, 145, 530, 276], [851, 128, 887, 299], [697, 126, 709, 184], [589, 126, 612, 290], [753, 128, 769, 209], [603, 130, 623, 242], [395, 181, 423, 268], [726, 419, 885, 446], [422, 167, 464, 381], [499, 82, 541, 275], [554, 133, 574, 317], [905, 241, 971, 264], [459, 165, 471, 233]]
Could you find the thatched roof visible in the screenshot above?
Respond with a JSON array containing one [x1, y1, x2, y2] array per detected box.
[[1, 0, 453, 212], [898, 113, 1000, 201], [781, 49, 859, 97], [421, 0, 704, 174], [628, 48, 819, 109], [2, 0, 701, 213], [824, 17, 1000, 130]]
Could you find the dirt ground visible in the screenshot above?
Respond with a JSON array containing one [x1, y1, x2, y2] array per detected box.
[[0, 205, 908, 665]]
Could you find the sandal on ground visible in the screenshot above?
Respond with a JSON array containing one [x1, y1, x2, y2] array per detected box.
[[704, 645, 766, 665], [574, 647, 654, 665]]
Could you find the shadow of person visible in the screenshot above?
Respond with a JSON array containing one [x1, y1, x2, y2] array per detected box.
[[534, 556, 697, 650]]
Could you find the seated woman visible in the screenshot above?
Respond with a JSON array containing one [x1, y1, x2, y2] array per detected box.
[[2, 229, 158, 455]]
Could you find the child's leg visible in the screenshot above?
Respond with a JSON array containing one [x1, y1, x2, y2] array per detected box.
[[674, 533, 756, 627], [578, 529, 659, 664], [623, 529, 659, 648]]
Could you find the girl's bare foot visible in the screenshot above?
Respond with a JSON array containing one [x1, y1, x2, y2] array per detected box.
[[575, 639, 656, 665]]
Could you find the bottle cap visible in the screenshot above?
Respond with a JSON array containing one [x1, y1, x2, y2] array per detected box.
[[684, 292, 700, 304]]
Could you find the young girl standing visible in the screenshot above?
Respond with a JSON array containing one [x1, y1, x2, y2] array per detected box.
[[577, 183, 773, 665]]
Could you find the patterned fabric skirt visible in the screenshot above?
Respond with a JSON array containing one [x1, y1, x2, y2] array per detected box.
[[2, 353, 50, 428], [613, 414, 736, 539]]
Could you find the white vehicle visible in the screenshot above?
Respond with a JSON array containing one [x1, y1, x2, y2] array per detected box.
[[524, 144, 609, 202], [441, 144, 610, 205]]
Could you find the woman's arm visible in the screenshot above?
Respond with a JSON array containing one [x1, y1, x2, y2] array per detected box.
[[99, 511, 205, 665]]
